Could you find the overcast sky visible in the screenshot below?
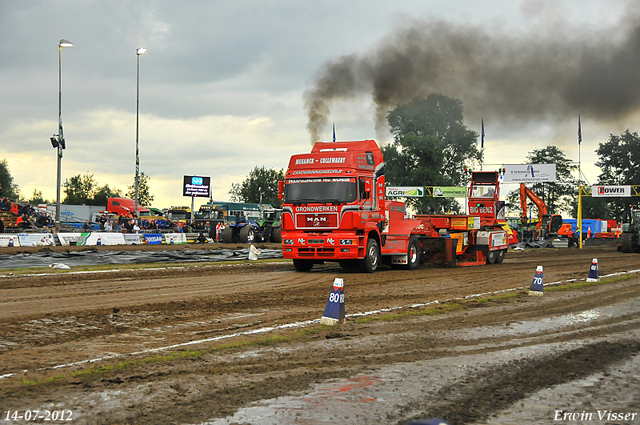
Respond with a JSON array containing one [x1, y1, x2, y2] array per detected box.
[[1, 0, 637, 210]]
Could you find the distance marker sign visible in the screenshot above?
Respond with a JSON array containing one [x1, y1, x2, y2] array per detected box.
[[320, 278, 345, 325]]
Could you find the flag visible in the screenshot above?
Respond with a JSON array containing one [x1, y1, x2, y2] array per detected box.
[[578, 115, 582, 145], [332, 122, 336, 142], [481, 119, 485, 149]]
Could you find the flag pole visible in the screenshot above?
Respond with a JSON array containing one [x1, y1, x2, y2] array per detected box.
[[578, 114, 582, 249], [480, 119, 485, 171], [578, 115, 582, 186]]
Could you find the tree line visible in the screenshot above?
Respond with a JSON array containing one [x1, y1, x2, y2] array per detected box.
[[228, 94, 640, 220], [3, 93, 639, 218], [0, 166, 154, 207]]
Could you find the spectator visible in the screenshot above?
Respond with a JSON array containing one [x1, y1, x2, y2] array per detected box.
[[83, 220, 91, 231], [98, 214, 107, 230], [28, 214, 37, 229], [216, 222, 224, 242], [104, 219, 113, 232], [16, 214, 25, 229], [116, 222, 124, 232], [0, 216, 4, 233]]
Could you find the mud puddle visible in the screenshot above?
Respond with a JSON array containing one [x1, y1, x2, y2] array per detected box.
[[196, 299, 640, 425]]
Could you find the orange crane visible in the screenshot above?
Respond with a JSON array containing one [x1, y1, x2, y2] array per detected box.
[[519, 183, 571, 239]]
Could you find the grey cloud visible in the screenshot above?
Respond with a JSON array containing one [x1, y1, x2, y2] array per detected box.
[[305, 8, 640, 143]]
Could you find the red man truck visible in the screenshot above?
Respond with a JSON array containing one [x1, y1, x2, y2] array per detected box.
[[279, 140, 508, 272]]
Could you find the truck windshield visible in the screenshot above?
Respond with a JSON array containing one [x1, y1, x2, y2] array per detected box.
[[471, 185, 496, 198], [285, 178, 357, 204]]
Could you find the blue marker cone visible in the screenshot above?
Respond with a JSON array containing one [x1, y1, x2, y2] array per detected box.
[[320, 278, 345, 326], [587, 258, 600, 282], [528, 266, 544, 296]]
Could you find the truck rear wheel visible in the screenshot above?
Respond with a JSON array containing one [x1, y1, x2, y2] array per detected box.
[[495, 249, 506, 263], [486, 250, 497, 264], [293, 259, 313, 272], [221, 227, 234, 244], [358, 238, 380, 273], [240, 225, 255, 243], [406, 236, 421, 270]]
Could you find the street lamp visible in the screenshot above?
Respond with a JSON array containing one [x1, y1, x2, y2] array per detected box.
[[55, 39, 73, 233], [134, 47, 147, 216]]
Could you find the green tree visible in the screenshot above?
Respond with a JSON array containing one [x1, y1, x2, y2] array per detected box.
[[63, 172, 98, 205], [229, 166, 285, 208], [93, 184, 122, 207], [506, 146, 577, 217], [593, 130, 640, 219], [28, 189, 50, 205], [0, 159, 20, 200], [382, 94, 481, 214], [126, 172, 154, 207], [63, 172, 123, 206]]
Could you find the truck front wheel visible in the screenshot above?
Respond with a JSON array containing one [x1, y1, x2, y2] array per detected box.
[[407, 236, 421, 270], [293, 259, 313, 272], [359, 238, 380, 273]]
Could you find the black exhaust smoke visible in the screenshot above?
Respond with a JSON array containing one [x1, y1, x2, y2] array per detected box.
[[304, 11, 640, 143]]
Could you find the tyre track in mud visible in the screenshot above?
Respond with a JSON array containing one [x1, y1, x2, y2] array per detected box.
[[0, 246, 638, 374], [1, 244, 640, 424]]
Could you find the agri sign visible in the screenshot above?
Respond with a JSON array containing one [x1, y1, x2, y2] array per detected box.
[[385, 187, 424, 197]]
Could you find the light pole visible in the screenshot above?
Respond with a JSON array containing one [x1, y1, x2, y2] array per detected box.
[[55, 39, 73, 233], [135, 47, 147, 216]]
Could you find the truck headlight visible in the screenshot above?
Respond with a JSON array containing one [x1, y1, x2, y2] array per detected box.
[[340, 239, 355, 245], [284, 239, 294, 245]]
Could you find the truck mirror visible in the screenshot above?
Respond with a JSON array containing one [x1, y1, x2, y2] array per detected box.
[[278, 180, 284, 200]]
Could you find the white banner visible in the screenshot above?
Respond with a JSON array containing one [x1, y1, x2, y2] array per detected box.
[[592, 185, 631, 197], [57, 233, 83, 246], [17, 233, 56, 247], [502, 164, 556, 183], [0, 234, 20, 247], [164, 233, 187, 245], [124, 234, 144, 245], [76, 232, 127, 246]]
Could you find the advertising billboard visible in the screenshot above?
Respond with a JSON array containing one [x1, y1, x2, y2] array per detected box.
[[385, 186, 425, 197], [502, 164, 556, 183], [592, 185, 631, 197], [183, 175, 211, 197]]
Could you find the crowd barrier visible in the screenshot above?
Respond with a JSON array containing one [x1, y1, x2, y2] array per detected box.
[[0, 232, 188, 247]]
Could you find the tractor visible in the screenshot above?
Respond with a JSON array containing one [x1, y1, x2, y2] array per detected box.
[[620, 204, 640, 253], [259, 208, 282, 243]]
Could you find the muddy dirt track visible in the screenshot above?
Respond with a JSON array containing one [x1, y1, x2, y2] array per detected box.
[[1, 243, 640, 424]]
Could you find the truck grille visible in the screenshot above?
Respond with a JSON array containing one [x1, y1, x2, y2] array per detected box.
[[295, 213, 338, 229], [296, 247, 335, 257]]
